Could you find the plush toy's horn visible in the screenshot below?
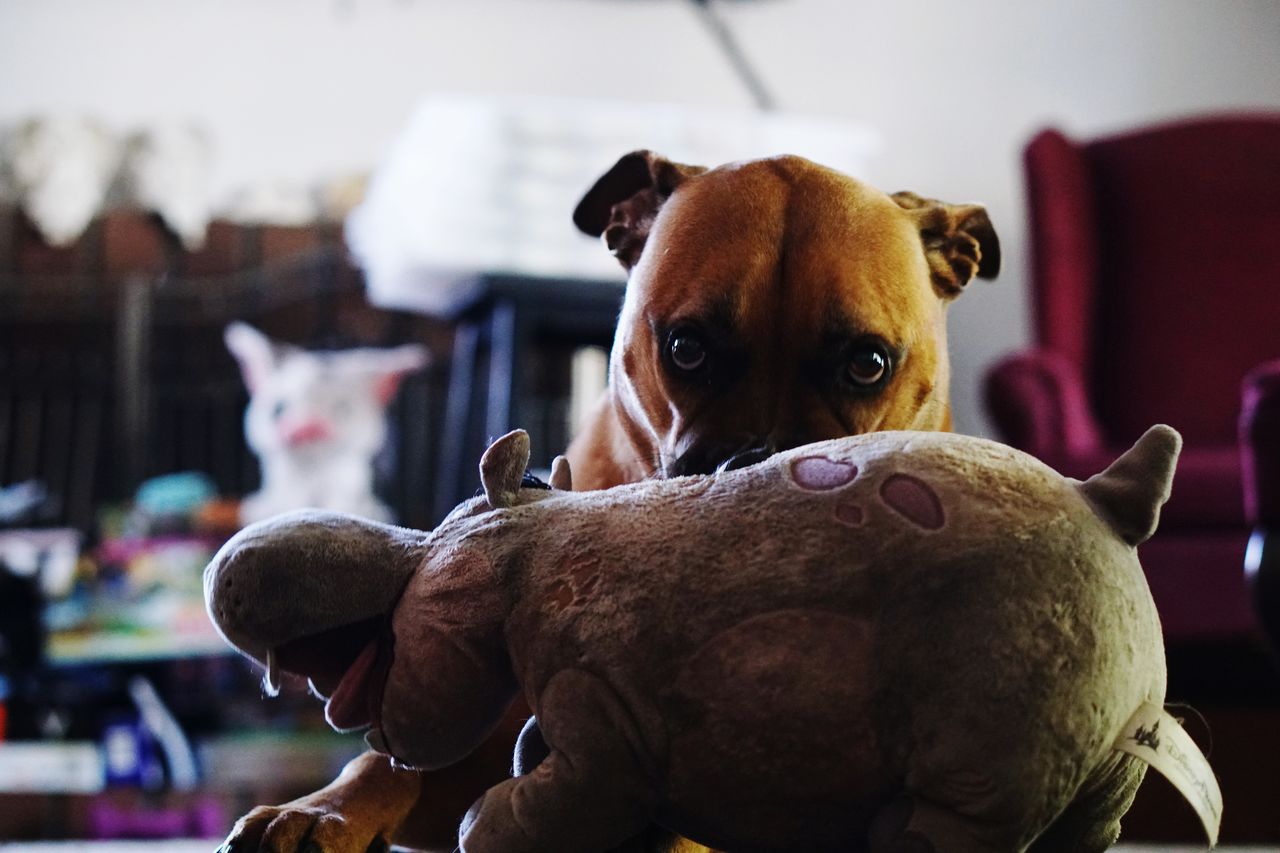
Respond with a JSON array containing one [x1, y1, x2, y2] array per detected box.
[[1079, 424, 1182, 546], [480, 430, 532, 508]]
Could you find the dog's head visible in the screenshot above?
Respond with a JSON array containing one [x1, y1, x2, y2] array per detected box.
[[574, 151, 1000, 478]]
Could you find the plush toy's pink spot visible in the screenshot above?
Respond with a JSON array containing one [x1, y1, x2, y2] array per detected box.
[[549, 557, 602, 613], [790, 456, 858, 490], [570, 559, 601, 595], [576, 573, 600, 597], [549, 580, 574, 611], [880, 474, 945, 530], [834, 502, 864, 526]]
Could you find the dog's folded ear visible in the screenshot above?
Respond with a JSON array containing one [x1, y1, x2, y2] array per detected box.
[[574, 150, 707, 269], [891, 191, 1001, 296]]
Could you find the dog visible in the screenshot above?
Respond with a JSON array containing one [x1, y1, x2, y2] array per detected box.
[[564, 151, 999, 487], [215, 151, 999, 853]]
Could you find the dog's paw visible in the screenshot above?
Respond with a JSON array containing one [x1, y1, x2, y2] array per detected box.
[[216, 804, 390, 853]]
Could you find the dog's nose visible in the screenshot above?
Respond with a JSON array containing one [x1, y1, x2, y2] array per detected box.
[[719, 444, 775, 472], [669, 438, 782, 477]]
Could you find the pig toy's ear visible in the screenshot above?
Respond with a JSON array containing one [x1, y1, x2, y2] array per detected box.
[[1079, 424, 1182, 546], [480, 430, 532, 508], [549, 455, 573, 491]]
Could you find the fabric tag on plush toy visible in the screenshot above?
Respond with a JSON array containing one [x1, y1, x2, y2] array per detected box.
[[1114, 702, 1221, 847]]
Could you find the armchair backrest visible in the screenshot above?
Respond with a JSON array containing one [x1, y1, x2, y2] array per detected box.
[[1024, 116, 1280, 446]]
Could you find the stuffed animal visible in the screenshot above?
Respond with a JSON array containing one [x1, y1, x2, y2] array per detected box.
[[205, 426, 1220, 852], [118, 121, 215, 249], [224, 322, 428, 526], [2, 116, 122, 246]]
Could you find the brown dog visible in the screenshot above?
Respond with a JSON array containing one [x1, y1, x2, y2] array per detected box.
[[566, 151, 999, 487], [215, 152, 999, 853]]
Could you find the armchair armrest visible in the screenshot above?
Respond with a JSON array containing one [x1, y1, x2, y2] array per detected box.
[[984, 347, 1103, 460], [1241, 358, 1280, 658], [1241, 358, 1280, 528]]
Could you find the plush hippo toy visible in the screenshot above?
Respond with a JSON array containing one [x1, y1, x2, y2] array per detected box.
[[205, 426, 1220, 852]]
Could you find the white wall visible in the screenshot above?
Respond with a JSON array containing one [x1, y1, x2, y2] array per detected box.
[[3, 0, 1279, 436]]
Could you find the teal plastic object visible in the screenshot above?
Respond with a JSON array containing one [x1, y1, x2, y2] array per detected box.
[[135, 472, 217, 517]]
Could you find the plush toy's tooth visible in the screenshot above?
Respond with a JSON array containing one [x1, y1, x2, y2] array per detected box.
[[263, 648, 282, 697], [365, 729, 388, 753]]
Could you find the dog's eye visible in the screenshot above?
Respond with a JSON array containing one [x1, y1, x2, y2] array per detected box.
[[668, 331, 708, 372], [272, 400, 287, 420], [845, 342, 891, 388]]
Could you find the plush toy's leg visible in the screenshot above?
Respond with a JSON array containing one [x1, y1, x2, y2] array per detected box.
[[513, 716, 697, 853], [512, 715, 550, 776], [459, 670, 660, 853], [867, 797, 1016, 853], [1025, 754, 1147, 853]]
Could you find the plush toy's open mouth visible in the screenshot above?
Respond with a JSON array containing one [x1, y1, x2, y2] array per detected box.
[[269, 615, 393, 732]]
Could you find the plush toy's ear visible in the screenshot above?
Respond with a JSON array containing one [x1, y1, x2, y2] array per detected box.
[[224, 322, 282, 393], [891, 191, 1001, 297], [572, 150, 707, 270], [1079, 424, 1182, 546], [549, 456, 573, 491], [480, 430, 532, 508]]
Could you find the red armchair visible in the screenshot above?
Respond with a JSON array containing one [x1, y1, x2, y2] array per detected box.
[[986, 115, 1280, 657]]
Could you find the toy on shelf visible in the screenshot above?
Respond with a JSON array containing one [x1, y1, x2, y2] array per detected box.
[[117, 121, 215, 250], [2, 116, 121, 246], [42, 473, 230, 664], [205, 426, 1221, 852], [1, 116, 216, 248], [224, 322, 428, 526]]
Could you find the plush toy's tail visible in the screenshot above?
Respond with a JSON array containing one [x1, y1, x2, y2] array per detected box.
[[1078, 424, 1182, 547], [1114, 701, 1222, 846]]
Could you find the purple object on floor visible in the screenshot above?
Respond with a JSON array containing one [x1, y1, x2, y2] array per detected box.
[[86, 797, 228, 840]]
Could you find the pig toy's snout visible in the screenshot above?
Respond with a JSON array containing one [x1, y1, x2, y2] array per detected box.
[[204, 545, 238, 632], [202, 509, 431, 680], [204, 537, 275, 656]]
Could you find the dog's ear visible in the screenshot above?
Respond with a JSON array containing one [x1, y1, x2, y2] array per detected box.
[[574, 150, 707, 270], [891, 191, 1001, 297]]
